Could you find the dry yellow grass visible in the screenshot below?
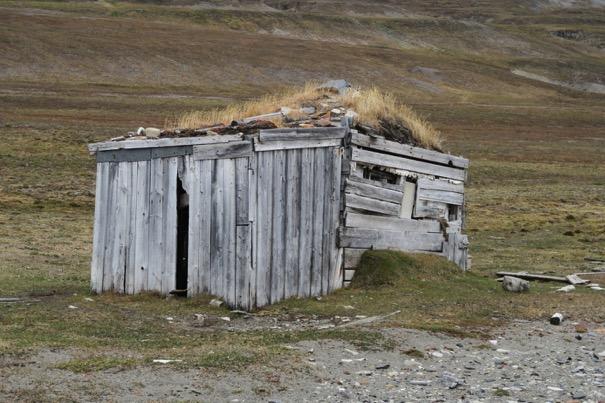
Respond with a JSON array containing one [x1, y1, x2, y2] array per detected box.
[[171, 83, 442, 150]]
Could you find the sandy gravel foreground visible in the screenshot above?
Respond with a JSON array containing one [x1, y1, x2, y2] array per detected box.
[[1, 320, 604, 402]]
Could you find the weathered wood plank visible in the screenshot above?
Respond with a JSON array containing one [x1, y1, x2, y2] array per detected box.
[[199, 159, 213, 294], [161, 158, 178, 295], [88, 134, 244, 153], [351, 147, 466, 181], [210, 159, 225, 297], [182, 156, 200, 295], [400, 180, 416, 219], [417, 177, 464, 194], [259, 127, 347, 142], [321, 147, 334, 294], [235, 158, 250, 226], [133, 160, 150, 293], [124, 162, 138, 293], [91, 163, 109, 293], [248, 153, 257, 308], [297, 147, 314, 298], [284, 149, 301, 299], [344, 248, 366, 269], [113, 161, 130, 292], [345, 193, 400, 216], [347, 174, 404, 192], [235, 225, 252, 310], [192, 140, 253, 161], [344, 269, 356, 281], [255, 151, 273, 307], [254, 137, 342, 152], [222, 158, 237, 306], [345, 212, 442, 233], [417, 188, 464, 206], [351, 132, 469, 169], [338, 227, 444, 251], [270, 150, 287, 303], [345, 178, 403, 204], [310, 148, 326, 296], [147, 158, 164, 292], [328, 147, 343, 292], [414, 199, 448, 219]]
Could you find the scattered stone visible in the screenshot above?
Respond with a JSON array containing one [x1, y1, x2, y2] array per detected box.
[[571, 391, 587, 399], [152, 359, 183, 364], [165, 316, 174, 321], [575, 334, 582, 340], [547, 386, 564, 392], [300, 106, 316, 114], [550, 313, 564, 325], [409, 380, 431, 386], [496, 349, 510, 354], [489, 340, 498, 346], [145, 127, 161, 139], [220, 316, 231, 322], [84, 297, 94, 302], [344, 348, 359, 356], [68, 305, 78, 309], [575, 323, 589, 333], [431, 351, 444, 358], [441, 372, 464, 389], [375, 364, 390, 370], [556, 285, 575, 292], [502, 276, 530, 292], [356, 370, 373, 376], [137, 127, 145, 136], [209, 299, 223, 307]]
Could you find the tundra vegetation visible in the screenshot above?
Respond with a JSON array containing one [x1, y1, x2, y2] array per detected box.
[[0, 0, 604, 377]]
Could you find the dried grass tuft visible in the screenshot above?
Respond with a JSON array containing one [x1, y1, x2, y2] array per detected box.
[[170, 82, 442, 150]]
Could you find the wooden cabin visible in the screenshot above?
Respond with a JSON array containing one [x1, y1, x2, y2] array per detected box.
[[88, 121, 469, 310]]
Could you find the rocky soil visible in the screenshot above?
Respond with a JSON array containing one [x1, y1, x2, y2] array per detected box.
[[1, 320, 604, 402]]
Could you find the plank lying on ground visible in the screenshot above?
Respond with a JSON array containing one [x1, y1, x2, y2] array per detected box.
[[495, 272, 568, 282], [88, 134, 244, 153], [351, 147, 466, 181], [259, 127, 347, 142], [566, 274, 590, 285], [254, 138, 341, 152], [351, 132, 469, 169], [338, 227, 443, 251], [192, 140, 253, 160], [345, 212, 441, 233]]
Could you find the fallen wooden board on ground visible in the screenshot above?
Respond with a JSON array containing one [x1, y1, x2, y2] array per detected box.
[[496, 272, 568, 283], [566, 274, 590, 285], [338, 310, 401, 328]]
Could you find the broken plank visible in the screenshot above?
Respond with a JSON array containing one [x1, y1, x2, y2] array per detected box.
[[345, 212, 441, 233], [495, 272, 568, 283], [345, 193, 400, 216], [192, 140, 253, 160], [338, 227, 443, 251], [88, 134, 244, 153], [345, 178, 403, 204]]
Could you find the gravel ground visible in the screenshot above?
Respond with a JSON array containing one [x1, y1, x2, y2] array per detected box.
[[1, 320, 604, 402]]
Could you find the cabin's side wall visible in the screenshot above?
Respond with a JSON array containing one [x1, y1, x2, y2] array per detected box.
[[340, 131, 469, 285]]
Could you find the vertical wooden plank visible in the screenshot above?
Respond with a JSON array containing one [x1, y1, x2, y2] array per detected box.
[[147, 158, 164, 292], [284, 149, 301, 299], [113, 161, 130, 292], [222, 158, 237, 306], [133, 160, 150, 293], [248, 153, 258, 308], [161, 157, 178, 295], [270, 150, 286, 303], [125, 162, 138, 293], [102, 162, 119, 291], [235, 224, 251, 310], [297, 147, 314, 298], [321, 147, 334, 294], [235, 157, 249, 226], [328, 147, 343, 291], [400, 180, 416, 218], [183, 156, 199, 295], [310, 148, 325, 296], [210, 159, 225, 296], [91, 163, 108, 293], [255, 151, 273, 307], [199, 159, 212, 294]]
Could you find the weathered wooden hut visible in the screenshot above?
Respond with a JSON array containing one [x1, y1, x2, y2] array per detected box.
[[88, 89, 469, 310]]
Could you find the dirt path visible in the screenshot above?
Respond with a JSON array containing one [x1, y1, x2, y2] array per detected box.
[[1, 320, 604, 402]]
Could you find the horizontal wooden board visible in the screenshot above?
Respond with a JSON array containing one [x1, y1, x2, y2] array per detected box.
[[345, 212, 442, 233], [259, 127, 347, 142], [345, 193, 400, 216], [417, 188, 464, 205], [192, 140, 253, 160], [347, 174, 404, 192], [351, 132, 469, 169], [254, 138, 342, 152], [414, 200, 448, 219], [88, 134, 244, 153], [344, 269, 356, 281], [351, 147, 466, 182], [338, 227, 444, 251], [345, 178, 403, 204], [417, 177, 464, 194]]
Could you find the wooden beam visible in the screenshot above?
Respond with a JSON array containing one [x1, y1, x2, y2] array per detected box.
[[352, 147, 466, 181], [351, 132, 469, 169], [254, 137, 341, 152], [88, 134, 244, 153], [345, 178, 403, 204], [192, 140, 253, 160], [495, 272, 568, 283], [338, 227, 443, 251], [259, 127, 347, 142], [345, 212, 441, 233], [345, 193, 400, 216]]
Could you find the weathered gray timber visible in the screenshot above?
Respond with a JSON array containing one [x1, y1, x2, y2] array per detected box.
[[89, 126, 468, 310]]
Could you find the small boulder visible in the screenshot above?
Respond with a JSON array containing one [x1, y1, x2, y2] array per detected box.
[[502, 276, 530, 292], [145, 127, 161, 139]]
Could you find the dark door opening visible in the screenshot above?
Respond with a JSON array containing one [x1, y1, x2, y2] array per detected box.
[[175, 176, 189, 296]]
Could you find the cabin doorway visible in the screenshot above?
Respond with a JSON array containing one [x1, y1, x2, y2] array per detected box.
[[175, 176, 189, 295]]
